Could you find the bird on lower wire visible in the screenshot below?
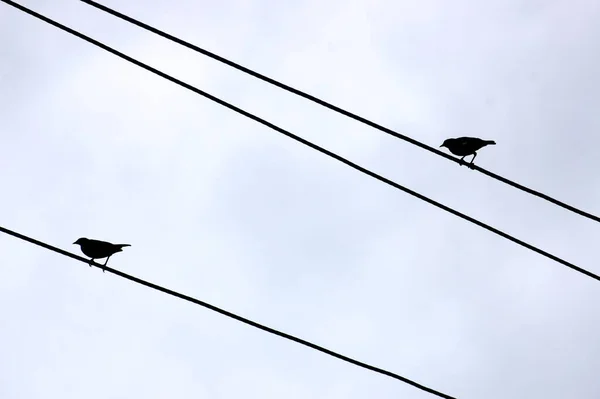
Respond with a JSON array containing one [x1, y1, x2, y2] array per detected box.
[[73, 237, 130, 272], [440, 136, 496, 168]]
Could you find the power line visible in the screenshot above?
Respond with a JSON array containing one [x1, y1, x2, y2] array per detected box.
[[79, 0, 600, 225], [3, 0, 599, 284], [0, 224, 457, 399]]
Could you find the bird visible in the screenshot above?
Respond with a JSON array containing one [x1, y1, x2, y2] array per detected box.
[[440, 137, 496, 168], [73, 237, 130, 272]]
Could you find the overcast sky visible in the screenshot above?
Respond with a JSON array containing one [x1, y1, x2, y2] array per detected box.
[[2, 0, 600, 398]]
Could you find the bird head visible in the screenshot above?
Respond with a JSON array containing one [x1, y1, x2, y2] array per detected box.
[[440, 138, 457, 148], [440, 139, 449, 148], [73, 237, 88, 246]]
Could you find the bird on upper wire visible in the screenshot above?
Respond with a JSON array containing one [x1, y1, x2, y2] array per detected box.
[[440, 136, 496, 168], [73, 237, 130, 272]]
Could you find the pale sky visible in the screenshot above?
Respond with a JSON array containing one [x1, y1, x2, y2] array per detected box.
[[2, 0, 600, 398]]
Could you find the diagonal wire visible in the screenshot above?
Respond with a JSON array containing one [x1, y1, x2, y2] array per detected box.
[[79, 0, 600, 225], [3, 0, 599, 284], [0, 224, 458, 399]]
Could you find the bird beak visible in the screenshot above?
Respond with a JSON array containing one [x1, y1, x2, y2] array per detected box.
[[439, 144, 444, 148]]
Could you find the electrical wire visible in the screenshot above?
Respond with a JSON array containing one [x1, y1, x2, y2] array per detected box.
[[79, 0, 600, 225], [0, 224, 457, 399], [2, 0, 599, 284]]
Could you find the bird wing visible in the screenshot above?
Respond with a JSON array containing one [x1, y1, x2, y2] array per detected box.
[[458, 137, 482, 145], [457, 137, 486, 151], [88, 239, 124, 256]]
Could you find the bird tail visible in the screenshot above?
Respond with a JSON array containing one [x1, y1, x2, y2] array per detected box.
[[485, 140, 496, 145]]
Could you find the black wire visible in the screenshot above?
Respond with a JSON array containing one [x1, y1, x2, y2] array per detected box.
[[0, 224, 458, 399], [79, 0, 600, 225], [3, 0, 599, 284]]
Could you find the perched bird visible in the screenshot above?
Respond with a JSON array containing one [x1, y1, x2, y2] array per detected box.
[[73, 237, 130, 272], [440, 137, 496, 168]]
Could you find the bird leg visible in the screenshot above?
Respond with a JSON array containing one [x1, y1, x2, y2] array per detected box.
[[102, 256, 111, 273], [459, 156, 466, 167], [468, 152, 477, 169]]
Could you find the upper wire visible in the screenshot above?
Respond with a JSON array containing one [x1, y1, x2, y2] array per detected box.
[[79, 0, 600, 225], [2, 0, 599, 284]]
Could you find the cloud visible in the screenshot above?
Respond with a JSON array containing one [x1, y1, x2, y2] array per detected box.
[[2, 0, 600, 398]]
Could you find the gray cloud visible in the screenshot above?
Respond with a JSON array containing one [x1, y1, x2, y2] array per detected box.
[[1, 0, 600, 398]]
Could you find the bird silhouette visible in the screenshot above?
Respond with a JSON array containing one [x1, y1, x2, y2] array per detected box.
[[440, 137, 496, 168], [73, 237, 130, 272]]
